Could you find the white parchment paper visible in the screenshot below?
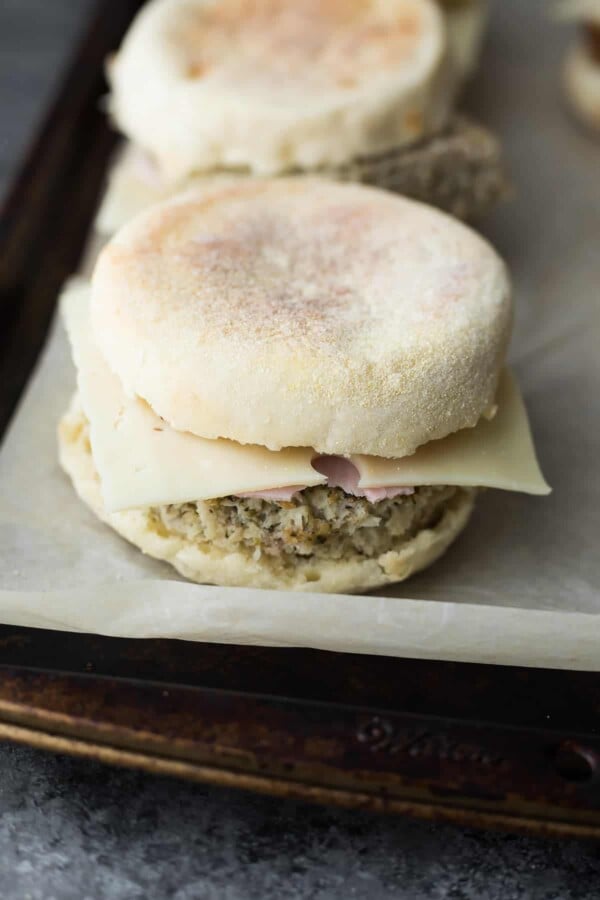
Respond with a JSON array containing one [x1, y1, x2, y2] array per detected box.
[[0, 9, 599, 668]]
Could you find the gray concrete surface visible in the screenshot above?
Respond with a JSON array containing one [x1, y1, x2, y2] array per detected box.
[[2, 1, 600, 898], [2, 741, 600, 900]]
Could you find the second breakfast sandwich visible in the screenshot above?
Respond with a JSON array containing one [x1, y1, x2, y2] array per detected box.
[[97, 0, 504, 233], [558, 0, 600, 130], [59, 179, 549, 593]]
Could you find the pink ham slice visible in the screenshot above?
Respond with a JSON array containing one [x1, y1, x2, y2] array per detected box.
[[312, 456, 414, 502], [239, 457, 414, 502]]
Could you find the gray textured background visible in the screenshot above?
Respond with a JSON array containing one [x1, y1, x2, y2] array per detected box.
[[2, 2, 600, 898]]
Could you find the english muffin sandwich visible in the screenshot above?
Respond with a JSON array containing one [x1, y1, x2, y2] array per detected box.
[[60, 179, 549, 594], [97, 0, 505, 234], [558, 0, 600, 131]]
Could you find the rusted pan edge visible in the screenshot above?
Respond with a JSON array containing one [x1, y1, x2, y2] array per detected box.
[[1, 721, 600, 841], [0, 666, 599, 836]]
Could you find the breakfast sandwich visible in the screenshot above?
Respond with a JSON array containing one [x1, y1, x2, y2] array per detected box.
[[558, 0, 600, 130], [96, 0, 506, 234], [59, 179, 549, 593]]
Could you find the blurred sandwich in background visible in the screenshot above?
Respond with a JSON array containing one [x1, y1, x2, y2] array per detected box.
[[96, 0, 508, 233], [557, 0, 600, 130]]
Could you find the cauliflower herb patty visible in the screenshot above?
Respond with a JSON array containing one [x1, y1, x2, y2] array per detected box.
[[152, 484, 468, 567]]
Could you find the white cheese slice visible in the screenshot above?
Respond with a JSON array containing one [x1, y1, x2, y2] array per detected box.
[[61, 282, 326, 512], [353, 370, 550, 495], [61, 282, 549, 512]]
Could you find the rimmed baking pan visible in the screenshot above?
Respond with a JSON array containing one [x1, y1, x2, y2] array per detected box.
[[1, 0, 599, 838]]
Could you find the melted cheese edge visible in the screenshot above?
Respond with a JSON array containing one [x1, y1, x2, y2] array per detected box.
[[62, 282, 326, 511], [62, 281, 550, 512], [352, 369, 550, 495]]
